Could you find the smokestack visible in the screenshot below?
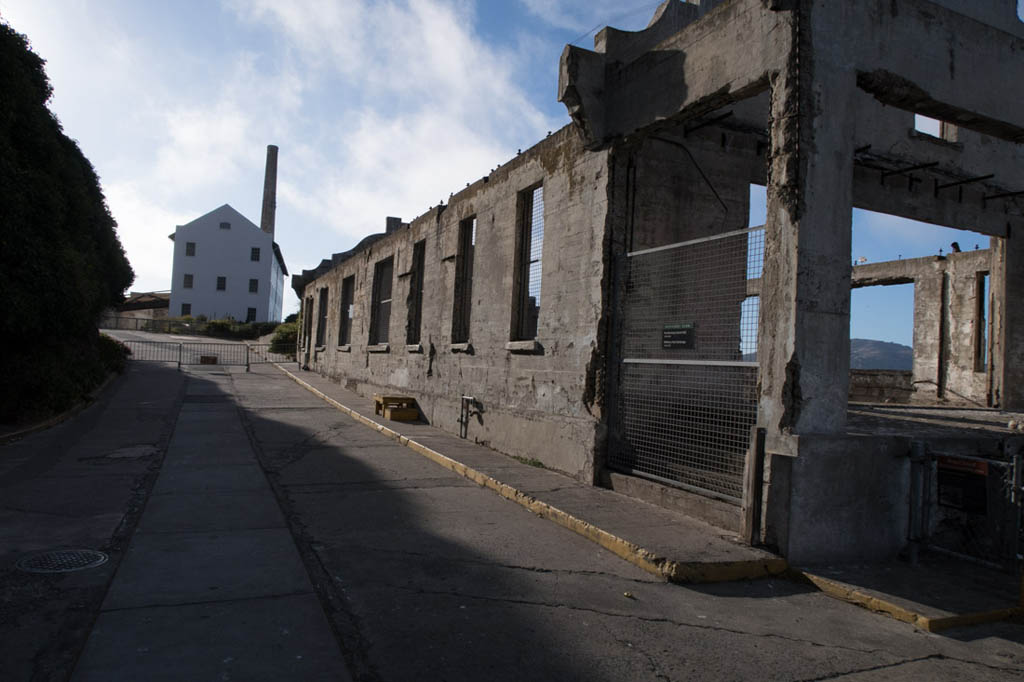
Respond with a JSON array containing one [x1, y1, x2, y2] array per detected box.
[[260, 144, 278, 236]]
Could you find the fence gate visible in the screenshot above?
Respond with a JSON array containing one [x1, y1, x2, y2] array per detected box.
[[609, 227, 764, 504]]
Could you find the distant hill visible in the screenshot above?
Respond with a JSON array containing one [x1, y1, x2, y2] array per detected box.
[[850, 338, 912, 370]]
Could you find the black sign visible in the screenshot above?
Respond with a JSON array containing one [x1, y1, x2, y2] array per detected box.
[[662, 322, 695, 350]]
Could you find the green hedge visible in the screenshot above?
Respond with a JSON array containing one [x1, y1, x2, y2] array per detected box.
[[0, 23, 134, 424]]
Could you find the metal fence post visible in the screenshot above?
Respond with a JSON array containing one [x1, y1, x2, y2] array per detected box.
[[177, 343, 182, 371], [246, 345, 250, 372]]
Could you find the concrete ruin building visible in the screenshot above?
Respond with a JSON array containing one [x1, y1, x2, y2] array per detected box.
[[293, 0, 1024, 565]]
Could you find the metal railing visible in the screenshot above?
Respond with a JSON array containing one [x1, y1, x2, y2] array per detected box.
[[122, 341, 296, 371]]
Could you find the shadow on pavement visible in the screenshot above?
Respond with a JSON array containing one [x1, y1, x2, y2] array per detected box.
[[0, 362, 185, 682], [236, 376, 632, 682]]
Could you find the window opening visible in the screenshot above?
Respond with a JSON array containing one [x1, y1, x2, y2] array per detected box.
[[220, 222, 231, 230], [748, 184, 766, 228], [369, 257, 394, 344], [850, 284, 914, 369], [246, 307, 257, 323], [181, 303, 191, 316], [249, 278, 259, 293], [452, 218, 476, 344], [914, 114, 958, 142], [338, 275, 355, 345], [406, 240, 426, 345], [251, 247, 261, 262], [315, 287, 329, 347], [185, 241, 196, 256], [513, 184, 544, 340], [302, 296, 314, 349], [914, 114, 942, 137], [975, 272, 990, 372], [216, 276, 226, 291], [183, 273, 193, 289]]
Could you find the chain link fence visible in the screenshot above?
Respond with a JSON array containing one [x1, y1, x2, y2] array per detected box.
[[611, 227, 764, 503]]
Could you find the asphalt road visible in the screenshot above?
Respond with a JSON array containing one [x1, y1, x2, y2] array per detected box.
[[2, 360, 1022, 681]]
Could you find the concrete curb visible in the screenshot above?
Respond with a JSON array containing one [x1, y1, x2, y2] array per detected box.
[[0, 371, 120, 446], [797, 570, 1024, 633], [273, 363, 788, 585]]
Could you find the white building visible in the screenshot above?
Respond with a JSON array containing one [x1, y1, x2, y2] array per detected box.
[[168, 205, 287, 322], [168, 145, 288, 323]]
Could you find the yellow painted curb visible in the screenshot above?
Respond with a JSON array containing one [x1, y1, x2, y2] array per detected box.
[[273, 364, 788, 585], [798, 571, 1024, 633]]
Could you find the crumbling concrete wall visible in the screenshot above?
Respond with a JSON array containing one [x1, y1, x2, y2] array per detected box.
[[295, 127, 612, 482], [852, 249, 995, 406]]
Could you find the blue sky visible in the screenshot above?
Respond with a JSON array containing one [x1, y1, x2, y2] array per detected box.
[[0, 0, 649, 316], [1, 0, 1017, 342]]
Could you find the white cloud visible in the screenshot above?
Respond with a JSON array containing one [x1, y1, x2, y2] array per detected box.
[[2, 0, 564, 316], [517, 0, 658, 34]]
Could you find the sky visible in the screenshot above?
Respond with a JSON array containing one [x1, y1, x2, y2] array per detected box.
[[1, 0, 1019, 344]]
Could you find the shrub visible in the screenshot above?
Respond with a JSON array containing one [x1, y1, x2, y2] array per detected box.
[[269, 323, 298, 353], [98, 333, 131, 373]]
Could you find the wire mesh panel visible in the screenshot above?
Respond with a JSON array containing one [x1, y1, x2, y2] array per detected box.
[[611, 227, 764, 503]]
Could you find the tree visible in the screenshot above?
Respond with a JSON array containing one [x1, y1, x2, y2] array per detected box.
[[0, 22, 134, 424]]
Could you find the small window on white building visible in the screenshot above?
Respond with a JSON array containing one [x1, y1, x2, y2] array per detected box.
[[181, 303, 191, 316], [183, 273, 193, 289], [249, 278, 259, 293], [216, 276, 226, 291], [251, 247, 261, 262], [246, 307, 257, 323], [185, 241, 196, 256], [220, 222, 231, 230]]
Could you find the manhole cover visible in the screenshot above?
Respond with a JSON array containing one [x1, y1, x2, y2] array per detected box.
[[16, 549, 108, 574]]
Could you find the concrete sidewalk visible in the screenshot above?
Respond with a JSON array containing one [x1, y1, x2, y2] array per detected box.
[[71, 367, 349, 682], [274, 364, 1024, 631], [272, 363, 785, 583]]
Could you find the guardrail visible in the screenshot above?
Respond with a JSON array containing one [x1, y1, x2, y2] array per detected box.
[[121, 341, 296, 371]]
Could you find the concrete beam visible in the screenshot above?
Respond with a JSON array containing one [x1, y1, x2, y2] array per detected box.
[[853, 1, 1024, 142], [852, 166, 1012, 239], [559, 0, 785, 147]]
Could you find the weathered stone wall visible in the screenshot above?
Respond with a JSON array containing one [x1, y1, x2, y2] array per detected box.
[[849, 370, 913, 403], [298, 127, 611, 481]]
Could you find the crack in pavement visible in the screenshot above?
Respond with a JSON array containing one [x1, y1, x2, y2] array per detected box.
[[608, 624, 673, 682], [351, 582, 915, 660], [98, 589, 316, 614], [313, 543, 657, 583], [286, 480, 474, 493], [794, 652, 1022, 681]]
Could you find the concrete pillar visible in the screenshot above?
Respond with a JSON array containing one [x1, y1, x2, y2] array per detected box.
[[757, 3, 856, 438], [911, 272, 943, 402], [992, 223, 1024, 409]]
